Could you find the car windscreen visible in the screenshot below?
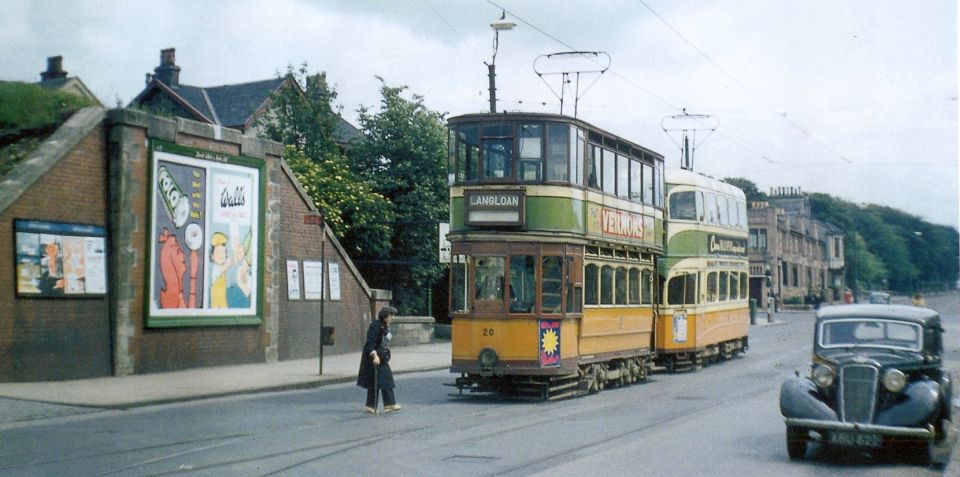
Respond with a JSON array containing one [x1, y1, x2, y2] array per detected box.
[[818, 318, 922, 352]]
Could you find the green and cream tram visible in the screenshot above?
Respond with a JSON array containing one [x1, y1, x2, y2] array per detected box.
[[446, 112, 665, 399], [657, 168, 750, 371]]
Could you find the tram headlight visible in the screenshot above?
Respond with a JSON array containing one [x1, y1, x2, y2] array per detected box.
[[478, 347, 499, 369], [812, 365, 834, 389], [882, 369, 907, 393]]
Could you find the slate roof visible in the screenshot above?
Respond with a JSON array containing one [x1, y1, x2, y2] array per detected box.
[[131, 77, 361, 144]]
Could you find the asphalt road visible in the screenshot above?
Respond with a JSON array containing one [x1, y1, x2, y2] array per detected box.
[[1, 293, 957, 476]]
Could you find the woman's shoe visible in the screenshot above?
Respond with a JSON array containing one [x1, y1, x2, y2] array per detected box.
[[363, 406, 377, 414], [383, 404, 402, 413]]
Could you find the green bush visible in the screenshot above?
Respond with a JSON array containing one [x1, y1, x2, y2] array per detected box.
[[0, 81, 95, 132]]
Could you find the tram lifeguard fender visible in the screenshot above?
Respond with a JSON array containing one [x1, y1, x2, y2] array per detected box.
[[779, 376, 837, 421]]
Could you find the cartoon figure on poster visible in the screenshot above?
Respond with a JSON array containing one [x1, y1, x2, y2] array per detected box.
[[154, 161, 206, 309], [207, 171, 254, 309]]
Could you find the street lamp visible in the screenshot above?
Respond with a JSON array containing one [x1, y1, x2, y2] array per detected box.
[[486, 11, 516, 113]]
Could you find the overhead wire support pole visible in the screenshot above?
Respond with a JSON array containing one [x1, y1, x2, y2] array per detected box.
[[486, 11, 516, 113]]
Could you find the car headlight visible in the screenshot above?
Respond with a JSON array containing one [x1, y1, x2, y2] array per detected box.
[[882, 369, 907, 393], [812, 365, 834, 389]]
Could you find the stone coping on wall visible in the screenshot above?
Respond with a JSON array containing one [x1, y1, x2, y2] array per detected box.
[[0, 107, 107, 215], [105, 108, 284, 159]]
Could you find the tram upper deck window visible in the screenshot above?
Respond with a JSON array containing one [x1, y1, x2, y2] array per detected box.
[[630, 160, 642, 202], [704, 192, 718, 224], [453, 126, 479, 182], [572, 127, 584, 186], [718, 195, 729, 225], [616, 155, 629, 199], [588, 145, 601, 189], [669, 191, 697, 220], [519, 124, 543, 182], [602, 149, 616, 195], [545, 123, 569, 182], [642, 163, 654, 205]]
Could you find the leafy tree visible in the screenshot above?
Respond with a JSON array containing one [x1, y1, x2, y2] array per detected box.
[[284, 146, 393, 258], [809, 192, 958, 293], [723, 177, 767, 203], [259, 64, 341, 161], [259, 65, 393, 259], [350, 79, 449, 315]]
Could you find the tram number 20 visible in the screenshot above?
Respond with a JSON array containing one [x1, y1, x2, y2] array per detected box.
[[482, 328, 495, 337]]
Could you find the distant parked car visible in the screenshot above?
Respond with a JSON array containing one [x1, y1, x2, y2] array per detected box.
[[868, 291, 891, 304], [779, 304, 952, 467]]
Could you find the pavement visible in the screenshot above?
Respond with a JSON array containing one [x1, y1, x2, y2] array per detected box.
[[0, 342, 452, 409]]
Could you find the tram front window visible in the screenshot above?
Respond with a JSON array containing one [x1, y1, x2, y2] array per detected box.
[[475, 257, 505, 301], [667, 274, 697, 305], [510, 256, 536, 313], [451, 256, 468, 312], [542, 256, 563, 314]]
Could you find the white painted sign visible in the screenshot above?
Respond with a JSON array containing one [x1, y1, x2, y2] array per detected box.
[[438, 222, 451, 263], [302, 260, 323, 300], [286, 260, 301, 300], [328, 262, 341, 300]]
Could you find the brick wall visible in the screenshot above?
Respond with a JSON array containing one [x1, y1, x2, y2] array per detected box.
[[1, 108, 386, 381], [277, 163, 375, 360], [0, 120, 111, 382]]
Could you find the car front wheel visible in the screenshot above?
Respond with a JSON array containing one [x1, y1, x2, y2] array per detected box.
[[786, 426, 807, 460]]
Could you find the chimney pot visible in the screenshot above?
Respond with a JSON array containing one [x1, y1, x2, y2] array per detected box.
[[153, 48, 181, 87], [40, 55, 68, 82]]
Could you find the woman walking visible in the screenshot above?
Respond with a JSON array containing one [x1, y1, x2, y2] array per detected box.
[[357, 306, 401, 413]]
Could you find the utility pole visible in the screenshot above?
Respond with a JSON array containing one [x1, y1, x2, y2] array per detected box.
[[485, 11, 515, 113]]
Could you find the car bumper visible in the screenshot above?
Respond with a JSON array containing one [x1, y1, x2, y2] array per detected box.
[[784, 418, 934, 439]]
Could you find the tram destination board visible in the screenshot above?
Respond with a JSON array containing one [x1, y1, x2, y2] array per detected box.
[[464, 189, 525, 226]]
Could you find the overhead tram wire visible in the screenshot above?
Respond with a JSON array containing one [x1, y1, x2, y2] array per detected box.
[[423, 0, 487, 64], [635, 0, 853, 164], [485, 0, 679, 112], [485, 0, 783, 168]]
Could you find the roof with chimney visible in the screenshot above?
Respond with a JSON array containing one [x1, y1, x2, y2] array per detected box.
[[129, 48, 360, 144], [35, 56, 102, 106]]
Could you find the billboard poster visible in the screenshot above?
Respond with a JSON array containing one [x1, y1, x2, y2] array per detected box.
[[14, 220, 107, 297], [147, 140, 263, 326]]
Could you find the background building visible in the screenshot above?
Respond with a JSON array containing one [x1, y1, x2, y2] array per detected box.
[[748, 187, 845, 309]]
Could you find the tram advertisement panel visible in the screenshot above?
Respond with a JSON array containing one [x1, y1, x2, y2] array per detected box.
[[147, 140, 264, 327], [586, 203, 655, 244], [539, 320, 562, 367]]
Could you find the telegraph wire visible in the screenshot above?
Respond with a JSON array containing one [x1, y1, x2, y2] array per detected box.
[[423, 0, 487, 64], [485, 0, 680, 111], [635, 0, 852, 164]]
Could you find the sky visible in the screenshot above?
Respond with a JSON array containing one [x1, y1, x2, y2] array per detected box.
[[3, 0, 957, 229]]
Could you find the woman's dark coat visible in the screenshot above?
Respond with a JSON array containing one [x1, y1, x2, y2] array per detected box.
[[356, 319, 394, 390]]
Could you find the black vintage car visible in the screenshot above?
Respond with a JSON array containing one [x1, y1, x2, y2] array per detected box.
[[779, 304, 953, 466]]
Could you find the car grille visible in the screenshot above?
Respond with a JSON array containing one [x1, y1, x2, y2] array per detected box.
[[839, 365, 878, 423]]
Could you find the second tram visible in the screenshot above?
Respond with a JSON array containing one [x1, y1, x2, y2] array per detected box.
[[657, 168, 750, 371]]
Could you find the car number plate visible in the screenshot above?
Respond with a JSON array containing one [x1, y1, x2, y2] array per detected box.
[[828, 430, 882, 448]]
